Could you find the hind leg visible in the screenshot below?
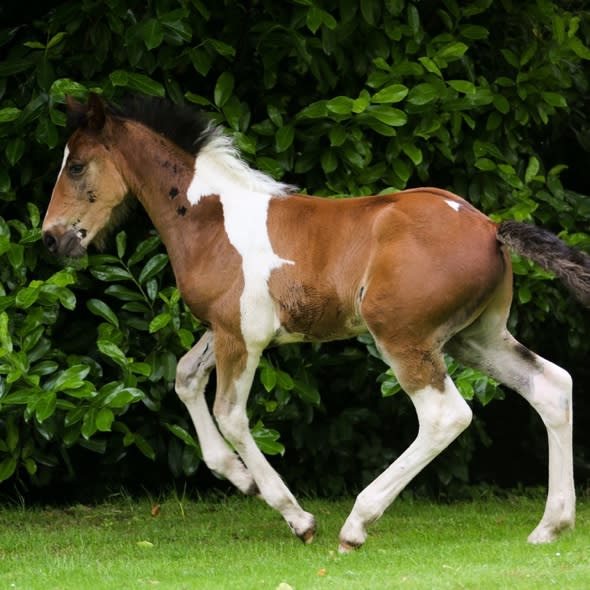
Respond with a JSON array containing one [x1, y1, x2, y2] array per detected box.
[[339, 346, 473, 551], [447, 323, 575, 543]]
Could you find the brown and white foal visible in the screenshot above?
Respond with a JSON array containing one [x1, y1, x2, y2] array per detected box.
[[43, 94, 590, 551]]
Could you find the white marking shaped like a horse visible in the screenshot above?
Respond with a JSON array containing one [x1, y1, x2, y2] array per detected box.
[[187, 133, 294, 345]]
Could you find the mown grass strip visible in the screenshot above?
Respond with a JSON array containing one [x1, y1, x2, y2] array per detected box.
[[0, 494, 588, 589]]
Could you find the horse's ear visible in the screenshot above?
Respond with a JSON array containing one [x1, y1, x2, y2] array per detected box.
[[63, 94, 106, 131], [64, 95, 89, 129], [86, 93, 106, 131]]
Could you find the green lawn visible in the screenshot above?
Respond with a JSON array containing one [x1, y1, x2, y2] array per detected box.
[[0, 493, 588, 589]]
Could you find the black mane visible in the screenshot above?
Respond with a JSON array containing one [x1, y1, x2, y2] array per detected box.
[[109, 95, 214, 155]]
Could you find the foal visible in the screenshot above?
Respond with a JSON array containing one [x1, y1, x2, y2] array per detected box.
[[43, 94, 590, 551]]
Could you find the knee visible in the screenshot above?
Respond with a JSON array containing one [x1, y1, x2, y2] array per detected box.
[[414, 381, 472, 444], [214, 403, 249, 445]]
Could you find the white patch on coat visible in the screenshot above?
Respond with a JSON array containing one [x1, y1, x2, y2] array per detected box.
[[187, 129, 293, 205], [444, 199, 461, 211], [186, 130, 294, 345]]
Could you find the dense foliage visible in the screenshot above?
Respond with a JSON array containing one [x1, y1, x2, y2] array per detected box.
[[0, 0, 589, 499]]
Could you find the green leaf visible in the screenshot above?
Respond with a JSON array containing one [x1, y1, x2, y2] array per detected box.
[[95, 408, 114, 432], [52, 364, 91, 391], [205, 38, 236, 58], [525, 156, 540, 184], [306, 5, 323, 33], [293, 380, 321, 405], [5, 137, 25, 166], [116, 231, 127, 259], [459, 25, 489, 40], [372, 84, 408, 104], [297, 101, 328, 119], [35, 392, 57, 422], [15, 285, 40, 309], [251, 422, 284, 456], [103, 386, 143, 408], [542, 92, 567, 108], [149, 312, 172, 333], [0, 107, 21, 123], [0, 457, 17, 483], [367, 105, 408, 126], [109, 69, 129, 87], [275, 125, 294, 153], [475, 158, 496, 171], [329, 126, 347, 147], [47, 32, 67, 49], [127, 73, 165, 97], [437, 42, 468, 60], [49, 78, 88, 100], [418, 56, 442, 77], [260, 363, 277, 392], [407, 83, 439, 105], [128, 236, 161, 266], [104, 285, 145, 302], [327, 96, 355, 115], [139, 253, 169, 284], [165, 423, 199, 448], [87, 299, 119, 327], [141, 19, 164, 50], [448, 80, 476, 94], [401, 143, 423, 166], [90, 266, 133, 282], [97, 340, 128, 367], [321, 150, 338, 174], [214, 72, 234, 108]]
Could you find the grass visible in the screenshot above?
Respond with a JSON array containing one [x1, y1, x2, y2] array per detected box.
[[0, 492, 589, 590]]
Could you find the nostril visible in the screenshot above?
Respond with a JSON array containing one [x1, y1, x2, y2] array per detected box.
[[43, 231, 58, 254]]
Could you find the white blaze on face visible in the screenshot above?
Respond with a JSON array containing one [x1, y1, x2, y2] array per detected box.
[[187, 133, 294, 346], [58, 145, 70, 177], [43, 145, 70, 228]]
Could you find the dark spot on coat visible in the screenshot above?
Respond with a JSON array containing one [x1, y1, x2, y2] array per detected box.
[[87, 191, 97, 203], [169, 187, 179, 199], [177, 206, 187, 217], [79, 229, 87, 238]]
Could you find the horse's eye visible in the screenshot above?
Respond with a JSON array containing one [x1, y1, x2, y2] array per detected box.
[[68, 162, 85, 176]]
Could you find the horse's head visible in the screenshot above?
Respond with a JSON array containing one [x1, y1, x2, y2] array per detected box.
[[42, 94, 129, 257]]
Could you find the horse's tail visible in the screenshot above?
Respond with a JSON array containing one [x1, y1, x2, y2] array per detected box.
[[497, 220, 590, 308]]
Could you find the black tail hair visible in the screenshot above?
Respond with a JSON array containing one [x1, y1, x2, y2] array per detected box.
[[497, 220, 590, 308]]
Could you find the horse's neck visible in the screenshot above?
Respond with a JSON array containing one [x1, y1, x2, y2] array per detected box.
[[115, 122, 221, 266]]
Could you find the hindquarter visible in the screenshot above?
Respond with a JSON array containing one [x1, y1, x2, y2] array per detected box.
[[359, 192, 506, 388]]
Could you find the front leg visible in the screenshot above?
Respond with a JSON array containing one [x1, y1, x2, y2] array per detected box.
[[212, 330, 316, 542], [175, 330, 257, 495]]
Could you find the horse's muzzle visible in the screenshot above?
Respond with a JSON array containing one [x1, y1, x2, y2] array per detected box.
[[42, 229, 86, 258]]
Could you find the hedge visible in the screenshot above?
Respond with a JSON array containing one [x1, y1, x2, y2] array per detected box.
[[0, 0, 589, 498]]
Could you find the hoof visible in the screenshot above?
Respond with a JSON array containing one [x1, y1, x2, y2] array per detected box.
[[298, 516, 317, 544], [291, 513, 317, 544], [338, 540, 361, 554], [528, 520, 573, 545], [300, 527, 316, 545], [528, 527, 557, 545]]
